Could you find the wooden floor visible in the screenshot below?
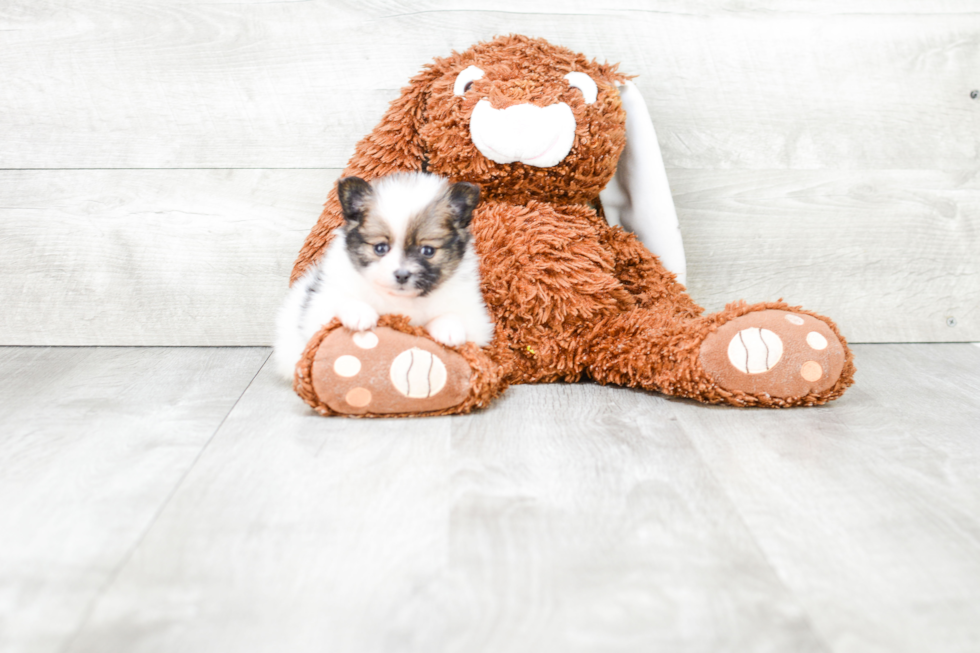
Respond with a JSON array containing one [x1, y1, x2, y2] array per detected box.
[[1, 343, 978, 653]]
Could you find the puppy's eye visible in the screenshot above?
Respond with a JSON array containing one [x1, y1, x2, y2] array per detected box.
[[564, 72, 598, 105], [454, 65, 485, 96], [420, 245, 436, 258], [373, 243, 390, 256]]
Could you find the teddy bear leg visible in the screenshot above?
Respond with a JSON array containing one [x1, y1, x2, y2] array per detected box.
[[696, 304, 856, 405], [587, 302, 855, 407], [292, 316, 506, 417]]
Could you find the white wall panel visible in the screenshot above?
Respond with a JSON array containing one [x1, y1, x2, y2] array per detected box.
[[0, 169, 337, 346], [2, 168, 975, 345], [1, 1, 977, 344], [1, 1, 977, 169]]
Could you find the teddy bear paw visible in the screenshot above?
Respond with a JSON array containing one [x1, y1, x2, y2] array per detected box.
[[699, 309, 847, 401], [308, 326, 472, 415]]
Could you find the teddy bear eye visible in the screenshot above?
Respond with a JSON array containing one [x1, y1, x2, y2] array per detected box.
[[564, 72, 598, 105], [454, 65, 485, 96]]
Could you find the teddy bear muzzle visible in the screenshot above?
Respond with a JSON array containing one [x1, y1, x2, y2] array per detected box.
[[469, 99, 576, 167]]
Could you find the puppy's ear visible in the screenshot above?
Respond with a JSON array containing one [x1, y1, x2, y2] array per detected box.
[[336, 177, 374, 226], [446, 182, 481, 229]]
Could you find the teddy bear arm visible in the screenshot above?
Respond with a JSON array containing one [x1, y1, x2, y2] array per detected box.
[[598, 224, 702, 318], [470, 200, 648, 383], [291, 67, 440, 284]]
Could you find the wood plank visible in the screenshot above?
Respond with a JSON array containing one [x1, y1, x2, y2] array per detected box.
[[673, 343, 980, 653], [2, 168, 975, 345], [63, 363, 460, 653], [673, 169, 980, 342], [65, 363, 828, 653], [0, 346, 269, 653], [422, 384, 826, 652], [0, 168, 340, 346], [1, 1, 977, 169]]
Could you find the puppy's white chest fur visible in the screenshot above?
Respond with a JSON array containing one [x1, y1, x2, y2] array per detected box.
[[273, 173, 494, 380]]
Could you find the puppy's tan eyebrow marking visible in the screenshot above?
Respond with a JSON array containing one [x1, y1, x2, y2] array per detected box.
[[358, 212, 393, 242], [406, 197, 456, 246]]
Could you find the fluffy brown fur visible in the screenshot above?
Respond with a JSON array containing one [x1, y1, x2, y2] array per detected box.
[[291, 35, 855, 414]]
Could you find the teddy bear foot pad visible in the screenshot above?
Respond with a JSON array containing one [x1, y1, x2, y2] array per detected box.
[[310, 326, 472, 415], [699, 310, 846, 400]]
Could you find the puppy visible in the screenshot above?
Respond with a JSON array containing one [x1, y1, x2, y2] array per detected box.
[[274, 172, 494, 380]]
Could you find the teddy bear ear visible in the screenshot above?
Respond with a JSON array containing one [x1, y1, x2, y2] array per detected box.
[[599, 80, 688, 286], [343, 65, 446, 178], [289, 66, 445, 284]]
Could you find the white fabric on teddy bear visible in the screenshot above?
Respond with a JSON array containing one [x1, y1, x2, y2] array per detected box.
[[600, 80, 687, 286]]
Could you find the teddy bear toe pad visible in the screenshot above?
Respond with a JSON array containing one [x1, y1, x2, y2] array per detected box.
[[699, 310, 845, 400], [310, 327, 471, 415]]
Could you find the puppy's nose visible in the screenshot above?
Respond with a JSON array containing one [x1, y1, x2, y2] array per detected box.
[[394, 269, 412, 284]]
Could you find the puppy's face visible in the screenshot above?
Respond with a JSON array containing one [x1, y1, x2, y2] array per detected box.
[[336, 175, 480, 297]]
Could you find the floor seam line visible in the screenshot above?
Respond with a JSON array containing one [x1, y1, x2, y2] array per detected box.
[[672, 413, 839, 653], [57, 347, 272, 653]]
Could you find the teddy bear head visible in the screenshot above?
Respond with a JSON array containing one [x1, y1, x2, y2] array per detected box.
[[331, 35, 687, 283], [370, 35, 629, 205]]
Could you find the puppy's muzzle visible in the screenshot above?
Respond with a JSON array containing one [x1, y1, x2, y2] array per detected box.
[[469, 100, 576, 168]]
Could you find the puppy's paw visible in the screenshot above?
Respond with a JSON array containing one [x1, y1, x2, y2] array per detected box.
[[426, 315, 467, 347], [338, 301, 379, 332]]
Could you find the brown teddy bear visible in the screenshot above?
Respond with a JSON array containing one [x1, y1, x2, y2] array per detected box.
[[288, 35, 855, 416]]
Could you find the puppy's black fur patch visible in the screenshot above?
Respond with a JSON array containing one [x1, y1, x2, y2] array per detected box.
[[338, 177, 387, 269], [405, 182, 480, 295], [337, 177, 373, 226]]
